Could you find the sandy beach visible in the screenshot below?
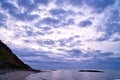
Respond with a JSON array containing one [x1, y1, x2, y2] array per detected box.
[[0, 71, 36, 80]]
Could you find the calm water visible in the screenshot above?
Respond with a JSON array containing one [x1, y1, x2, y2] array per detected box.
[[25, 70, 120, 80]]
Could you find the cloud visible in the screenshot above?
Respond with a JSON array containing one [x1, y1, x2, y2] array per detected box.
[[85, 0, 115, 12], [22, 50, 120, 69], [0, 0, 38, 21], [93, 51, 114, 58], [67, 49, 82, 56], [67, 0, 83, 6], [14, 13, 38, 21], [79, 20, 92, 27], [34, 0, 49, 5], [94, 0, 120, 41], [41, 17, 59, 26], [17, 0, 33, 8], [0, 0, 120, 69], [68, 0, 115, 12], [112, 38, 120, 42], [50, 8, 66, 16], [1, 1, 17, 10], [0, 13, 7, 27], [0, 1, 18, 17], [106, 23, 120, 35]]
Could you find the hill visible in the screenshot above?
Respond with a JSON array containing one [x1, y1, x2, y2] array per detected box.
[[0, 40, 32, 70]]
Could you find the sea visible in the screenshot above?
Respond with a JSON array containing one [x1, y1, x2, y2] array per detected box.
[[25, 70, 120, 80]]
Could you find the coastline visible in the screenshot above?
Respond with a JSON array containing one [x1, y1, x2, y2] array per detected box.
[[0, 70, 37, 80]]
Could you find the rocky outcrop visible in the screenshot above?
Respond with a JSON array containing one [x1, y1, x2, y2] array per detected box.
[[79, 70, 103, 72]]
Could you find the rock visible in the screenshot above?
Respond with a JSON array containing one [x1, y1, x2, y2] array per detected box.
[[79, 70, 103, 72]]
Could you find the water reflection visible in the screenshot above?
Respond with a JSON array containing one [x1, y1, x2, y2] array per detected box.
[[25, 70, 120, 80]]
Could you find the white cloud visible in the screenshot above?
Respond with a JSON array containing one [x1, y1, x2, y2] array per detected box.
[[0, 0, 120, 62]]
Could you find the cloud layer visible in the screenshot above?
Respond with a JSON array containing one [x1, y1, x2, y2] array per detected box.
[[0, 0, 120, 69]]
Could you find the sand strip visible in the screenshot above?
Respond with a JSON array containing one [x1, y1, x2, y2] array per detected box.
[[0, 71, 35, 80]]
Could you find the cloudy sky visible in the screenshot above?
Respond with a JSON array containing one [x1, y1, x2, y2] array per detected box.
[[0, 0, 120, 69]]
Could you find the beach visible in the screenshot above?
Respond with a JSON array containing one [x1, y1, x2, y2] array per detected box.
[[0, 71, 35, 80]]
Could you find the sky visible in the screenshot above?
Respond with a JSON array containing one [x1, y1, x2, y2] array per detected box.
[[0, 0, 120, 70]]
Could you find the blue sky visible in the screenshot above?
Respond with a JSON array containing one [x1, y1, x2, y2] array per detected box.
[[0, 0, 120, 69]]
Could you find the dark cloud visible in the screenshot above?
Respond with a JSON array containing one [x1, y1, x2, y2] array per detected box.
[[26, 57, 120, 69], [110, 10, 120, 22], [0, 13, 7, 27], [96, 6, 120, 42], [36, 32, 45, 35], [13, 47, 120, 69], [78, 57, 120, 69], [79, 20, 92, 27], [40, 17, 73, 28], [96, 29, 120, 42], [50, 8, 66, 15], [106, 57, 120, 64], [26, 30, 34, 36], [1, 1, 16, 9], [39, 9, 75, 28], [0, 0, 6, 3], [27, 61, 77, 69], [1, 1, 17, 13], [41, 17, 59, 25], [68, 0, 83, 6], [49, 9, 75, 26], [97, 23, 120, 42], [68, 49, 82, 57], [100, 52, 113, 56], [94, 57, 120, 69], [13, 49, 36, 57], [17, 0, 36, 12], [50, 8, 75, 20], [85, 0, 115, 12], [0, 1, 38, 21], [78, 12, 85, 16], [58, 37, 75, 46], [85, 49, 114, 58], [36, 39, 55, 46], [94, 52, 113, 58], [17, 0, 32, 8], [34, 0, 49, 5], [66, 48, 114, 59], [112, 38, 120, 42], [68, 0, 115, 12], [107, 23, 120, 35], [13, 13, 38, 21], [43, 40, 55, 45], [42, 27, 51, 31], [55, 0, 66, 6], [13, 49, 52, 58], [69, 49, 82, 54]]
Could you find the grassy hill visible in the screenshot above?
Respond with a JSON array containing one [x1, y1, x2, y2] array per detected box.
[[0, 40, 32, 70]]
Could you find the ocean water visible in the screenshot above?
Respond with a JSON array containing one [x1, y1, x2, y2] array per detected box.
[[25, 70, 120, 80]]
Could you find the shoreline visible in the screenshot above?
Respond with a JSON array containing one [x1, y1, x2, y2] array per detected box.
[[0, 70, 38, 80], [0, 69, 41, 75]]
